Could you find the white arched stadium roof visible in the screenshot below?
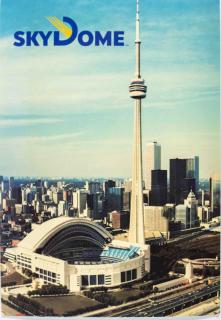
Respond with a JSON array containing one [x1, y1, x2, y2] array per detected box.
[[17, 217, 113, 252]]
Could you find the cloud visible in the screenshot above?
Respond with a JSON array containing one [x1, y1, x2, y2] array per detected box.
[[0, 132, 82, 144], [0, 117, 63, 126]]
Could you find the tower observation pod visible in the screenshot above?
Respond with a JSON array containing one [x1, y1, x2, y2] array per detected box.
[[129, 0, 147, 99], [129, 0, 147, 248]]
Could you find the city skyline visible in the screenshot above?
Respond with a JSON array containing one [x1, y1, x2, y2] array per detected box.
[[0, 0, 219, 178]]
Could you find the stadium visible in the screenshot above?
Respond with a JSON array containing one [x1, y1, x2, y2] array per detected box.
[[4, 217, 150, 291]]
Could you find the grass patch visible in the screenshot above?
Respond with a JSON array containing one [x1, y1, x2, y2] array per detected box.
[[108, 289, 143, 303], [32, 295, 102, 316]]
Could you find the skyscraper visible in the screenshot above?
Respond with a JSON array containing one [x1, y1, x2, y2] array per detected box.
[[146, 142, 161, 190], [209, 174, 220, 215], [129, 0, 147, 246], [150, 169, 167, 206], [170, 158, 186, 204], [186, 156, 199, 192], [175, 191, 198, 229], [9, 176, 15, 189], [170, 157, 199, 204]]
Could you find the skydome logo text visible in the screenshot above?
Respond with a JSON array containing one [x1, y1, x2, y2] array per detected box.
[[13, 16, 125, 47]]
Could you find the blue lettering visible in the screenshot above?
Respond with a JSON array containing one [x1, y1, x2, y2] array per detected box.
[[54, 17, 78, 46], [13, 17, 125, 48], [39, 31, 52, 46], [95, 31, 111, 46], [78, 31, 93, 46], [114, 31, 124, 46], [13, 31, 25, 47], [26, 31, 40, 46]]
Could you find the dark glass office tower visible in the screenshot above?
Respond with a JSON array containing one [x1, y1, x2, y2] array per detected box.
[[170, 159, 186, 204], [150, 169, 167, 205], [182, 178, 196, 201]]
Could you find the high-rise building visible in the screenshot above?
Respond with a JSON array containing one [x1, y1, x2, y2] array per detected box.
[[209, 174, 220, 215], [35, 179, 42, 188], [111, 211, 130, 229], [129, 0, 147, 246], [86, 193, 103, 220], [9, 176, 15, 189], [44, 180, 48, 188], [146, 142, 161, 190], [72, 189, 88, 215], [170, 157, 199, 204], [144, 206, 170, 240], [10, 186, 22, 204], [175, 191, 198, 229], [0, 176, 3, 192], [63, 189, 72, 203], [182, 177, 196, 200], [186, 156, 199, 192], [58, 200, 68, 216], [123, 191, 131, 211], [103, 180, 116, 194], [52, 190, 63, 204], [0, 181, 4, 192], [124, 180, 132, 193], [103, 180, 116, 215], [150, 169, 167, 206], [170, 158, 187, 204], [85, 181, 100, 194], [106, 187, 124, 213]]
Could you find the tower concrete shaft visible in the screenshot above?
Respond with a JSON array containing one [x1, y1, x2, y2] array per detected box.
[[129, 0, 146, 246]]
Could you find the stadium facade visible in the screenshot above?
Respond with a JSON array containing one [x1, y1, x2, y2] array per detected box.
[[5, 217, 150, 291]]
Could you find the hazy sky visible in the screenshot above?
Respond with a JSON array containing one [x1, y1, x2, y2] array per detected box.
[[0, 0, 219, 178]]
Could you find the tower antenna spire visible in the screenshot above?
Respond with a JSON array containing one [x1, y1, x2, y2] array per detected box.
[[136, 0, 140, 43], [135, 0, 141, 78]]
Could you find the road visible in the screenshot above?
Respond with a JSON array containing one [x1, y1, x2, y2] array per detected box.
[[167, 229, 207, 244], [1, 302, 25, 317], [111, 281, 220, 317], [173, 297, 220, 316]]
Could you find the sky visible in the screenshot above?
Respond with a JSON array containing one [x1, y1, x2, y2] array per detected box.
[[0, 0, 220, 178]]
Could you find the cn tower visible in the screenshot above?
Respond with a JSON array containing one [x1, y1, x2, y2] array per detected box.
[[129, 0, 147, 246]]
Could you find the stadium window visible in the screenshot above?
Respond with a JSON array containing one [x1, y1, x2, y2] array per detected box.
[[90, 275, 97, 286], [98, 275, 104, 285], [40, 269, 43, 274], [52, 272, 56, 278], [36, 268, 39, 272], [121, 272, 126, 283], [126, 270, 132, 281], [44, 270, 47, 275], [132, 269, 137, 280], [82, 275, 89, 286], [48, 271, 52, 277]]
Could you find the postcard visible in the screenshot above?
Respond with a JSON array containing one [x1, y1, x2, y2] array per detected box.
[[0, 0, 220, 318]]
